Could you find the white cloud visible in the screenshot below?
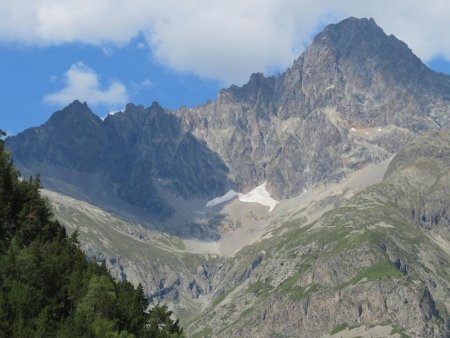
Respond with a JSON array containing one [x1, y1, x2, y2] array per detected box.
[[136, 42, 146, 49], [137, 78, 152, 89], [43, 62, 128, 107], [2, 1, 450, 84], [129, 78, 153, 97], [146, 1, 340, 84]]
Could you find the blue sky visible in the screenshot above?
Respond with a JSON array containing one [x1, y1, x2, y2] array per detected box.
[[2, 1, 450, 135], [0, 39, 221, 135]]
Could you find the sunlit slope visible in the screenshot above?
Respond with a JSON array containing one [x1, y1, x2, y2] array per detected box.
[[187, 131, 450, 337]]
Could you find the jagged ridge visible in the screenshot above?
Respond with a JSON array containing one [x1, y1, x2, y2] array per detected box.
[[7, 101, 231, 223]]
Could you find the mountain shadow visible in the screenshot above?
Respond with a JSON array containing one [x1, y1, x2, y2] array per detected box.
[[6, 100, 233, 239]]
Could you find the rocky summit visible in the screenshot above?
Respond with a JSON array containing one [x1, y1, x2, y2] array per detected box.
[[178, 17, 450, 199], [7, 100, 231, 228], [5, 17, 450, 337]]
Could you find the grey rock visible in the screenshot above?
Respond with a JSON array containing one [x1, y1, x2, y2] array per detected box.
[[179, 17, 450, 200], [6, 100, 231, 225]]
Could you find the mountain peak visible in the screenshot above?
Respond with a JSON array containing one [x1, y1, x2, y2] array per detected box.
[[124, 102, 145, 113], [325, 16, 382, 34], [332, 16, 379, 30], [67, 99, 89, 109], [300, 16, 437, 94], [47, 100, 101, 127], [149, 101, 164, 112], [310, 17, 389, 53]]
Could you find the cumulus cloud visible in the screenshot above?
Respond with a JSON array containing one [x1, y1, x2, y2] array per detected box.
[[2, 1, 450, 84], [43, 62, 128, 107], [129, 78, 153, 97], [144, 0, 331, 83]]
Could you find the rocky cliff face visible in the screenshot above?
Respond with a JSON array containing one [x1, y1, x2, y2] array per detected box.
[[384, 130, 450, 245], [298, 17, 450, 128], [185, 130, 450, 338], [6, 101, 231, 223], [179, 17, 450, 199]]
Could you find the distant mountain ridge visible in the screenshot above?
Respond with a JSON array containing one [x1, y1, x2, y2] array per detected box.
[[6, 17, 450, 234], [7, 101, 231, 223]]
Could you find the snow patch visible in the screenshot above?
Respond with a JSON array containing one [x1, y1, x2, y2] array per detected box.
[[237, 182, 278, 212], [101, 110, 121, 121], [205, 182, 278, 211], [205, 190, 238, 207], [350, 127, 356, 131]]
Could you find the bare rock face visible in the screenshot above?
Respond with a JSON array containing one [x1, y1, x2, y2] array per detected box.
[[6, 101, 231, 222], [185, 131, 450, 338], [384, 130, 450, 239], [179, 17, 450, 199], [298, 18, 450, 128]]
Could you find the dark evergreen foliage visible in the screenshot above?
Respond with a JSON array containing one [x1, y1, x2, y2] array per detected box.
[[0, 130, 184, 337]]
